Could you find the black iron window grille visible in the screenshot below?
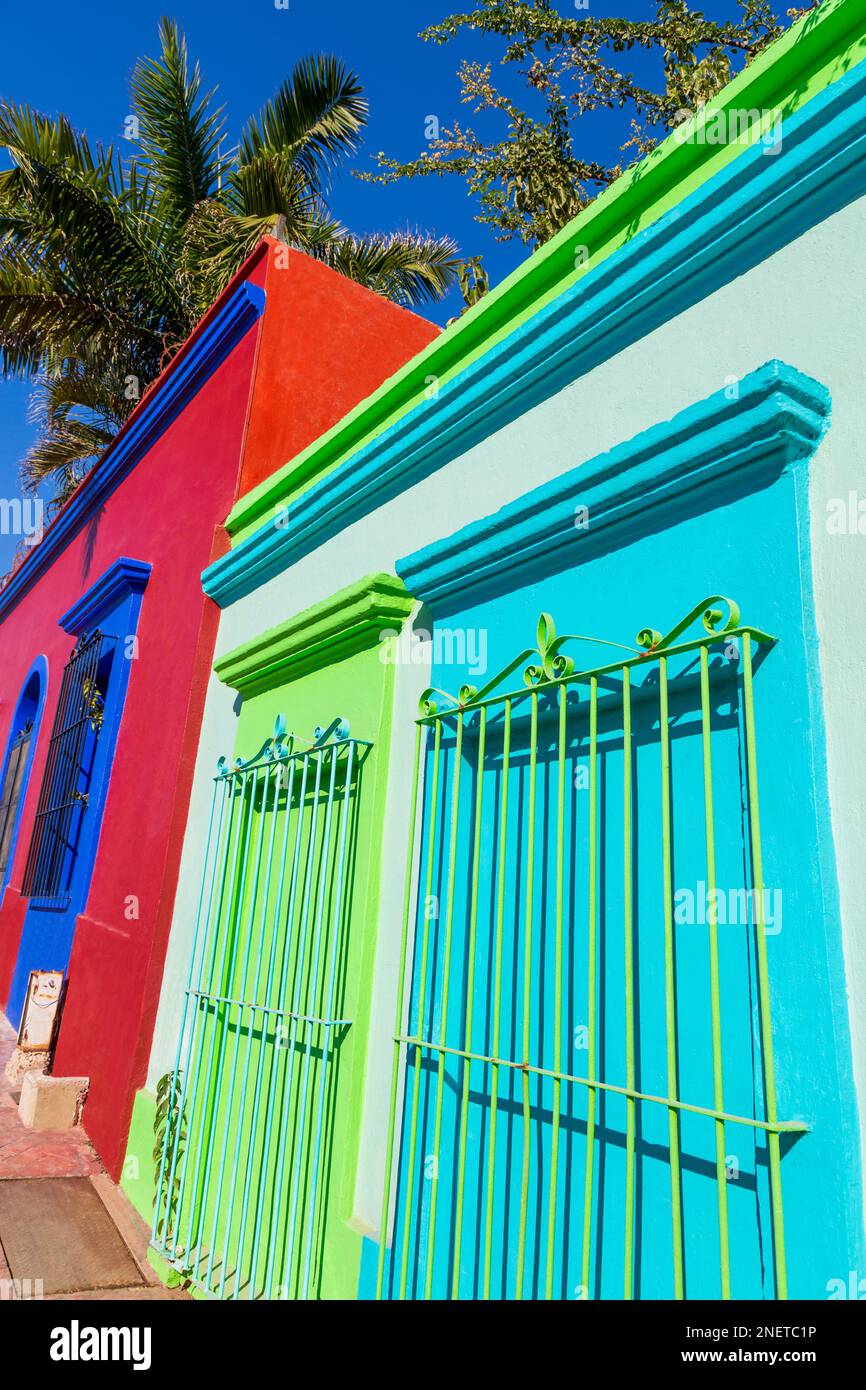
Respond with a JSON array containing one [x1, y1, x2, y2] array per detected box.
[[22, 630, 110, 904]]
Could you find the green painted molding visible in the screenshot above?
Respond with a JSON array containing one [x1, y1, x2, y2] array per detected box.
[[226, 0, 865, 542], [215, 573, 414, 697]]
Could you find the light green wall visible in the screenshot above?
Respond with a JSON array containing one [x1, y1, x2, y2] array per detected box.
[[210, 193, 866, 1246], [122, 1086, 158, 1226], [129, 578, 412, 1299], [226, 641, 399, 1298]]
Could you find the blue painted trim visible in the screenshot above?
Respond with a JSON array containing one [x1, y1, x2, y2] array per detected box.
[[60, 557, 152, 636], [396, 360, 830, 611], [0, 655, 49, 899], [202, 52, 866, 609], [6, 557, 152, 1023], [0, 281, 265, 626]]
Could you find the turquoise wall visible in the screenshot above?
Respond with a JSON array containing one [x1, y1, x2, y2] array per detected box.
[[360, 401, 862, 1299]]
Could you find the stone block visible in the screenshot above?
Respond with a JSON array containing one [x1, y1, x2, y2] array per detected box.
[[18, 1073, 89, 1131]]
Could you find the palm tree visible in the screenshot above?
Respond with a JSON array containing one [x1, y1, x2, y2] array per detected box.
[[0, 18, 459, 505]]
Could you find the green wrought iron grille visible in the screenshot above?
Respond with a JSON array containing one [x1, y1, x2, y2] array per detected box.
[[376, 598, 807, 1301], [153, 716, 368, 1300]]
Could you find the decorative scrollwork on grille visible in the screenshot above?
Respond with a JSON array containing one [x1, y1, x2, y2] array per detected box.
[[216, 714, 352, 777], [418, 595, 758, 717]]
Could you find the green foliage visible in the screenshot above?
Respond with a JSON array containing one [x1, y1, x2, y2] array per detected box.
[[360, 0, 802, 249], [448, 254, 490, 321], [153, 1069, 186, 1245], [0, 19, 460, 507], [460, 255, 489, 305]]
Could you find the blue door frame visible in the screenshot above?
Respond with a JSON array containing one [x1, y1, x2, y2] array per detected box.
[[0, 655, 49, 902], [6, 558, 151, 1025]]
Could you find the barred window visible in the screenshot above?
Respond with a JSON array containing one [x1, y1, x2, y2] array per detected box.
[[376, 601, 797, 1301], [22, 631, 110, 905]]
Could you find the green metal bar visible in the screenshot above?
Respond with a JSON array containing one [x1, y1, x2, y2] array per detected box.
[[203, 759, 275, 1291], [301, 741, 357, 1298], [450, 707, 486, 1299], [398, 719, 443, 1300], [247, 750, 311, 1299], [416, 626, 777, 726], [152, 771, 226, 1251], [395, 1033, 808, 1133], [165, 773, 238, 1261], [483, 698, 511, 1300], [623, 666, 636, 1302], [376, 723, 423, 1300], [581, 675, 598, 1298], [189, 992, 349, 1026], [215, 757, 284, 1298], [659, 656, 684, 1299], [742, 634, 787, 1300], [381, 608, 789, 1304], [515, 690, 538, 1300], [178, 766, 253, 1268], [700, 644, 731, 1300], [544, 685, 567, 1299], [263, 745, 327, 1298], [423, 713, 464, 1300], [233, 751, 298, 1299], [283, 744, 341, 1296]]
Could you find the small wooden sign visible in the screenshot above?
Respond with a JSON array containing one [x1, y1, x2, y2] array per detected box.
[[17, 970, 65, 1053]]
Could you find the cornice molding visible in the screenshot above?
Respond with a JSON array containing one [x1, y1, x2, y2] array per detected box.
[[204, 50, 866, 610], [226, 0, 863, 539], [0, 281, 265, 626], [215, 572, 413, 698], [396, 361, 830, 612], [60, 557, 152, 635]]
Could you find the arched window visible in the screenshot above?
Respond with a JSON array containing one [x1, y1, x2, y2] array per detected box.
[[0, 658, 47, 891]]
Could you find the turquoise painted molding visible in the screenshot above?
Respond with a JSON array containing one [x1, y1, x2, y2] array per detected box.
[[226, 0, 866, 541], [396, 360, 830, 612], [60, 557, 152, 636], [215, 572, 413, 698], [0, 281, 265, 626], [202, 54, 866, 611]]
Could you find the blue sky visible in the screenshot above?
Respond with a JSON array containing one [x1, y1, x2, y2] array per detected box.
[[0, 0, 752, 571]]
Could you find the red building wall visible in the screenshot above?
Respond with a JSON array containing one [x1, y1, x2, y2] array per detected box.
[[239, 240, 440, 495], [0, 241, 438, 1176]]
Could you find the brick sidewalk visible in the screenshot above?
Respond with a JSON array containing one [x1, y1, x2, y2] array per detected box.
[[0, 1015, 103, 1180], [0, 1013, 186, 1301]]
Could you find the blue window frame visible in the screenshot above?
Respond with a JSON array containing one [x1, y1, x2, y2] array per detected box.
[[0, 656, 47, 895], [5, 558, 151, 1025], [21, 630, 111, 907]]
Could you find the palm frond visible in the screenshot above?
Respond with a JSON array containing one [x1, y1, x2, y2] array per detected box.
[[320, 228, 461, 306], [0, 23, 456, 505], [29, 362, 131, 433], [11, 159, 181, 318], [181, 196, 342, 312], [20, 415, 114, 502], [130, 15, 225, 222], [0, 101, 105, 181], [0, 251, 157, 377], [179, 201, 279, 315], [238, 56, 367, 189], [227, 150, 310, 220]]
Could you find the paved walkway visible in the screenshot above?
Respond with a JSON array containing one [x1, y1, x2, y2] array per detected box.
[[0, 1019, 103, 1180], [0, 1014, 186, 1300]]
